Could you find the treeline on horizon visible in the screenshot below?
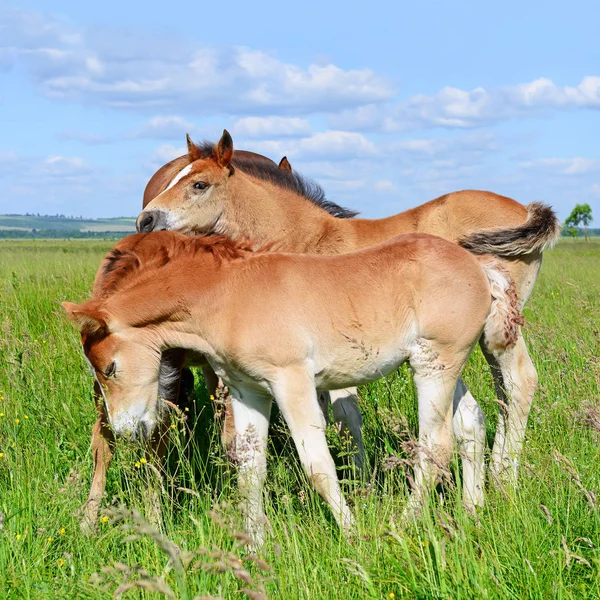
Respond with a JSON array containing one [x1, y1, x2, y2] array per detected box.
[[0, 229, 130, 240]]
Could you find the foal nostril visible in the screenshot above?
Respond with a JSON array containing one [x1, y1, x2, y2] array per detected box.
[[137, 212, 156, 233]]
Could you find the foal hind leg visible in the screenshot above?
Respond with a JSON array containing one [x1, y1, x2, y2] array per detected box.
[[452, 377, 486, 510], [273, 369, 353, 531], [404, 355, 463, 519], [481, 331, 538, 484], [329, 387, 366, 474]]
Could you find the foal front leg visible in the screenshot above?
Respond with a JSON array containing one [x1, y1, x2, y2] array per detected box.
[[228, 386, 272, 548], [81, 397, 114, 534], [273, 369, 353, 531]]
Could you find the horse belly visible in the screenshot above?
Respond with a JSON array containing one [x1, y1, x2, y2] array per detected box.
[[314, 344, 410, 390]]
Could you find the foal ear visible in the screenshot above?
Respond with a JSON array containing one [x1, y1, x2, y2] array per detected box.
[[278, 156, 292, 173], [61, 301, 108, 335], [186, 133, 202, 162], [215, 129, 234, 168]]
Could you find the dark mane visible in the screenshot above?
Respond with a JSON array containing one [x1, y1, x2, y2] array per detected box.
[[94, 233, 255, 299], [197, 141, 359, 219]]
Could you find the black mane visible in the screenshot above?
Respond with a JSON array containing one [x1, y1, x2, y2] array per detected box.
[[197, 141, 359, 219]]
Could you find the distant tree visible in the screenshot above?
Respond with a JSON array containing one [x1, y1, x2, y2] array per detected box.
[[565, 203, 593, 241]]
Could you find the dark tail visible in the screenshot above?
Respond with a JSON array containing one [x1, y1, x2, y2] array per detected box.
[[459, 201, 561, 257]]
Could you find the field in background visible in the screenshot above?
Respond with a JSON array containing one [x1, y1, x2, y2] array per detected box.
[[0, 239, 599, 599], [0, 216, 136, 238]]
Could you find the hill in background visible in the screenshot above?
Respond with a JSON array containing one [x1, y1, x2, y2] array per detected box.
[[0, 214, 136, 238]]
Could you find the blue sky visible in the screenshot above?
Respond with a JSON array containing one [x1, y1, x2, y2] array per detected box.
[[1, 1, 599, 220]]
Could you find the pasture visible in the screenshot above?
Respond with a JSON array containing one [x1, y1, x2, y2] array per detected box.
[[0, 238, 599, 599]]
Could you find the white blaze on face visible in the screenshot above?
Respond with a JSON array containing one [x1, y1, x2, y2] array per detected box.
[[164, 163, 193, 191]]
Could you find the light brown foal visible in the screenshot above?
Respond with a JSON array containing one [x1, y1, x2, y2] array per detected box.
[[65, 230, 527, 546]]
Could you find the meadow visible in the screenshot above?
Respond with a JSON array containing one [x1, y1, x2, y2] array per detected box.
[[0, 238, 599, 599]]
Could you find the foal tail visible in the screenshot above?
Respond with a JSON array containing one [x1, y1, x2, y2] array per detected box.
[[480, 260, 525, 352], [459, 201, 561, 257]]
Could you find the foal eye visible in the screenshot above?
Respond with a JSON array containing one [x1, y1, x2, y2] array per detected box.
[[193, 181, 208, 190], [104, 361, 117, 378]]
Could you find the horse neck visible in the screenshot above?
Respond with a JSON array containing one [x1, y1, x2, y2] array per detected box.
[[222, 173, 349, 253], [222, 173, 425, 254]]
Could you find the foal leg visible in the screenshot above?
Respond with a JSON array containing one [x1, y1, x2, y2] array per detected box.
[[452, 377, 486, 510], [404, 362, 461, 518], [481, 331, 538, 483], [229, 386, 272, 548], [144, 413, 172, 530], [329, 387, 366, 474], [81, 397, 114, 534], [273, 370, 353, 531]]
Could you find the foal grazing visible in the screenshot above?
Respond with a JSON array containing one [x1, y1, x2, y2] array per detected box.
[[138, 130, 561, 483], [65, 231, 523, 546]]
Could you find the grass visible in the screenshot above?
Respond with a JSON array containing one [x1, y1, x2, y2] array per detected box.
[[0, 238, 599, 599]]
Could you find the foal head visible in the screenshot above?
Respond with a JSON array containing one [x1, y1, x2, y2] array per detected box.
[[63, 301, 164, 440], [138, 130, 236, 235]]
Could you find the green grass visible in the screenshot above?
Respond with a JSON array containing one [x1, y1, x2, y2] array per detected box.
[[1, 239, 599, 599]]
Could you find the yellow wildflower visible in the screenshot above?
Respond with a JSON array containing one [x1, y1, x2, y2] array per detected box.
[[14, 418, 20, 424], [184, 407, 189, 412], [15, 534, 21, 540], [0, 413, 4, 417], [23, 415, 29, 419], [58, 558, 64, 567], [47, 537, 54, 543], [0, 453, 4, 459], [389, 594, 395, 599], [100, 515, 109, 524], [209, 395, 215, 401], [170, 423, 176, 429], [11, 442, 15, 448], [135, 461, 141, 468], [59, 528, 66, 536], [139, 457, 147, 464]]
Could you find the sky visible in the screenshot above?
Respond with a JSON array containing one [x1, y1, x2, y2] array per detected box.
[[0, 1, 599, 221]]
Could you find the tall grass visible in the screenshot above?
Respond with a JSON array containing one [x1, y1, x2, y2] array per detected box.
[[0, 239, 599, 599]]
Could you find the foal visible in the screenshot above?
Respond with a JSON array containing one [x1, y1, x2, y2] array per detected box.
[[65, 231, 523, 546]]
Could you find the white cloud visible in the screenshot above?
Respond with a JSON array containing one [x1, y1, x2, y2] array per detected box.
[[520, 157, 600, 176], [250, 130, 377, 161], [128, 116, 199, 139], [331, 77, 600, 132], [151, 144, 187, 163], [374, 179, 396, 192], [232, 116, 312, 138], [3, 9, 394, 116]]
